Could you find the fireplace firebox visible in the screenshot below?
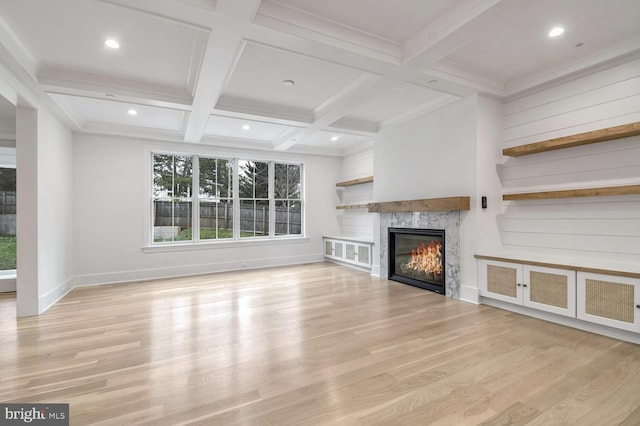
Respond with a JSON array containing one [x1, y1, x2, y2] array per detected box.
[[388, 228, 445, 295]]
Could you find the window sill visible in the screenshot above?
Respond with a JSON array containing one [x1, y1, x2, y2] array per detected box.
[[0, 270, 16, 280], [142, 236, 310, 253]]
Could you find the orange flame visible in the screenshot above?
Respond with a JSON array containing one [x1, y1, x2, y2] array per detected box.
[[403, 241, 443, 276]]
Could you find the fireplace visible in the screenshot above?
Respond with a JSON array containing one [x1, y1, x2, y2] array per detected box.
[[388, 228, 445, 295]]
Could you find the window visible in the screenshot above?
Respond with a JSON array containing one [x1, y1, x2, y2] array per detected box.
[[238, 160, 269, 238], [199, 158, 233, 240], [150, 154, 303, 244], [274, 163, 301, 236], [152, 154, 193, 243]]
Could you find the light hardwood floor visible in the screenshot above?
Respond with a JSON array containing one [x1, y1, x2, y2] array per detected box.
[[1, 262, 640, 425]]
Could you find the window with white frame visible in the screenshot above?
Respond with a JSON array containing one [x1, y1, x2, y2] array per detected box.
[[151, 153, 303, 244], [274, 163, 302, 236], [199, 157, 233, 240]]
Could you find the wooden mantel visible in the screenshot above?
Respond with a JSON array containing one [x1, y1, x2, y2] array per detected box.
[[367, 196, 470, 213]]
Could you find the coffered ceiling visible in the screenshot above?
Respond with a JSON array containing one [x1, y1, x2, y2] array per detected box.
[[0, 0, 638, 156]]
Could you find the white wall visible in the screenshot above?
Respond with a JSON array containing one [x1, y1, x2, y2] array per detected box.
[[373, 95, 480, 292], [499, 58, 640, 269], [16, 106, 38, 316], [72, 134, 341, 285], [374, 96, 478, 202], [475, 95, 504, 254], [37, 109, 74, 309], [16, 106, 74, 315], [338, 146, 373, 239]]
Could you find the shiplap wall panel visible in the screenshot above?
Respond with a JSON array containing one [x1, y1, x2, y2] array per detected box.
[[499, 196, 640, 219], [501, 232, 640, 255], [342, 148, 373, 181], [505, 76, 640, 129], [500, 218, 640, 237], [504, 111, 640, 148], [340, 147, 373, 239], [503, 140, 640, 181], [504, 94, 640, 144], [501, 58, 640, 265], [504, 58, 640, 116]]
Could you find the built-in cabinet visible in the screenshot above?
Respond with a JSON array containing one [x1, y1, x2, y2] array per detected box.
[[477, 256, 640, 334], [324, 237, 372, 270], [577, 271, 640, 333], [478, 259, 576, 318]]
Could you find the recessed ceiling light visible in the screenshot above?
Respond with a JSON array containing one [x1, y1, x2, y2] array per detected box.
[[330, 135, 339, 141], [548, 27, 565, 38], [242, 124, 251, 130], [127, 109, 137, 116], [282, 79, 295, 87], [105, 39, 120, 49]]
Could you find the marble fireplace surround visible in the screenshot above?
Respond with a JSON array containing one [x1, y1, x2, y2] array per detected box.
[[370, 197, 470, 299]]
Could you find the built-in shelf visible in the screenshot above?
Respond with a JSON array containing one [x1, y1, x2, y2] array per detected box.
[[368, 196, 470, 213], [503, 184, 640, 201], [503, 121, 640, 157], [336, 204, 369, 210], [475, 254, 640, 279], [336, 176, 374, 187]]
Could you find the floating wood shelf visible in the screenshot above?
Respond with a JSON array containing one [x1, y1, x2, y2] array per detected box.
[[475, 254, 640, 279], [503, 184, 640, 201], [368, 196, 470, 213], [336, 204, 369, 210], [503, 121, 640, 157], [336, 176, 373, 187]]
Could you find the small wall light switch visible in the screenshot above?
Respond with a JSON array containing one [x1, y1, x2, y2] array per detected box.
[[481, 196, 487, 209]]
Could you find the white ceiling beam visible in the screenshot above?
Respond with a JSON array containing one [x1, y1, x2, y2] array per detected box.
[[183, 0, 262, 143], [274, 73, 390, 150], [38, 73, 193, 112], [99, 0, 490, 105], [183, 34, 245, 142], [402, 0, 505, 67], [215, 95, 314, 125], [254, 1, 402, 64], [272, 1, 514, 150]]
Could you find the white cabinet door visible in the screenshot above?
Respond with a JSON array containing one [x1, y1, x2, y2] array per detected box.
[[323, 239, 345, 261], [345, 242, 357, 263], [343, 242, 372, 267], [523, 265, 576, 318], [478, 259, 523, 304], [356, 244, 372, 268], [577, 272, 640, 332], [480, 260, 576, 317]]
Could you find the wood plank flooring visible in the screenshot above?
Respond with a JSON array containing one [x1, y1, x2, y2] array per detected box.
[[1, 262, 640, 425]]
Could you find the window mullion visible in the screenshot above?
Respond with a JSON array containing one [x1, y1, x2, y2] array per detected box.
[[268, 161, 275, 237], [192, 155, 199, 243], [232, 158, 240, 240]]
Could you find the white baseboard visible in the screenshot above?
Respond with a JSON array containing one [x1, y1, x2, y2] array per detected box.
[[481, 297, 640, 345], [0, 277, 16, 293], [74, 253, 325, 287], [38, 277, 75, 314], [459, 285, 479, 304]]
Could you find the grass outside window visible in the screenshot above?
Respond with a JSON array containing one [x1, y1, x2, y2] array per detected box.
[[0, 236, 16, 270]]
